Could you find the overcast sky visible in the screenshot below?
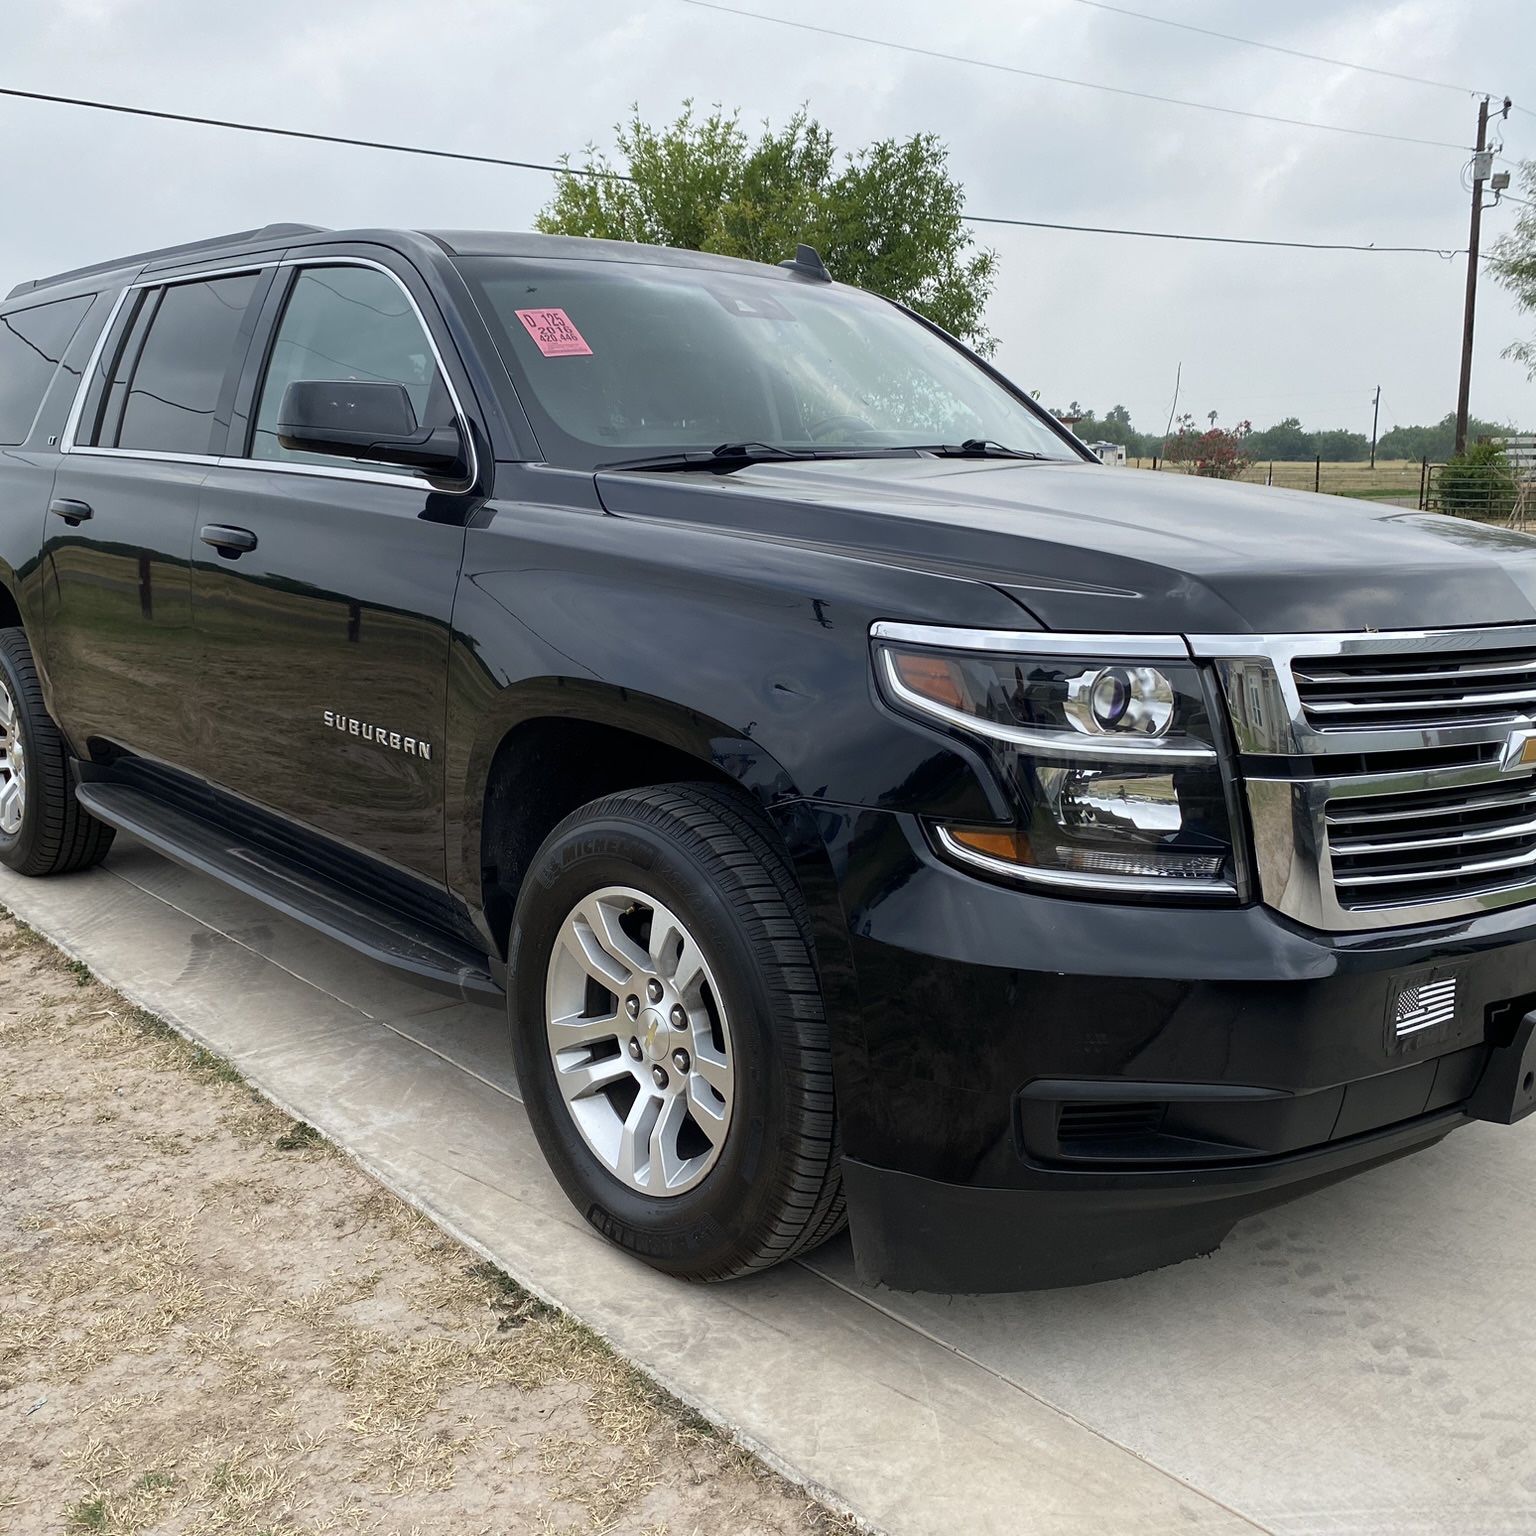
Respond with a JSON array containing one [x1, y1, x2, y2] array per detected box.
[[5, 0, 1532, 438]]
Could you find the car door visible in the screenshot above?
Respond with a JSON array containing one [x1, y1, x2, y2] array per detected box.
[[189, 253, 479, 883], [43, 266, 271, 767]]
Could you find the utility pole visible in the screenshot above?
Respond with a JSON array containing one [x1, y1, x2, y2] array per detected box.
[[1455, 96, 1512, 455], [1370, 385, 1380, 468]]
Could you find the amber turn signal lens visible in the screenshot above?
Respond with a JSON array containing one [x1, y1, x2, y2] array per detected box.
[[891, 651, 968, 711], [944, 826, 1032, 864]]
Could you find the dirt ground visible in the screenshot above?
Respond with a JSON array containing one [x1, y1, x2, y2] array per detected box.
[[0, 916, 853, 1536]]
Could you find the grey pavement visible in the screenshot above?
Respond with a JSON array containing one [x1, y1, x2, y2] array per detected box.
[[3, 838, 1533, 1536]]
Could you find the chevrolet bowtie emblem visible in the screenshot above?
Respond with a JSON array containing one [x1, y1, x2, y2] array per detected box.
[[1501, 728, 1536, 773]]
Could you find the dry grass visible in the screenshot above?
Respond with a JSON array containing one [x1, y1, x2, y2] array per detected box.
[[0, 916, 859, 1536], [1128, 457, 1424, 500]]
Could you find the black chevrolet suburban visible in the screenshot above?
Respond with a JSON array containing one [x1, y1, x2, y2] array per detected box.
[[2, 223, 1533, 1292]]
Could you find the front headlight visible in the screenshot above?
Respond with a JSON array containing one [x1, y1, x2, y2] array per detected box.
[[873, 623, 1241, 898]]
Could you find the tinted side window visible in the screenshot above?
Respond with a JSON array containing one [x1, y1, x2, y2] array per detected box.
[[0, 294, 93, 445], [250, 266, 452, 476], [112, 274, 259, 455]]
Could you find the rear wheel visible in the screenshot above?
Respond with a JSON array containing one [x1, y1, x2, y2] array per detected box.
[[0, 628, 115, 877], [508, 783, 844, 1280]]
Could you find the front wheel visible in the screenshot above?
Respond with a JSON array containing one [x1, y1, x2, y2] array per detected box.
[[508, 783, 844, 1280]]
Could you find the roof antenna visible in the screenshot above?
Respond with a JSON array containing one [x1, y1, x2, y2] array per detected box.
[[779, 243, 832, 282]]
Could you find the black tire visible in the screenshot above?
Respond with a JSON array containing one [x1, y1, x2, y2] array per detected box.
[[508, 782, 845, 1280], [0, 628, 115, 877]]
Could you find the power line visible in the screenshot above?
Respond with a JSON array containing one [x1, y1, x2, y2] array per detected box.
[[1067, 0, 1503, 101], [0, 83, 1476, 259], [0, 85, 631, 181], [676, 0, 1472, 151], [963, 213, 1466, 257]]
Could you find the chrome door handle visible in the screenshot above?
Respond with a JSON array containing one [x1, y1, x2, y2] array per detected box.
[[48, 497, 92, 524], [199, 524, 258, 557]]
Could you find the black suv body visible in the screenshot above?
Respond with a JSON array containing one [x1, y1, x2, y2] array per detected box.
[[2, 223, 1533, 1292]]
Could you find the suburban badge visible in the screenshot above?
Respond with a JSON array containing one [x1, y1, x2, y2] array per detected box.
[[322, 710, 432, 760]]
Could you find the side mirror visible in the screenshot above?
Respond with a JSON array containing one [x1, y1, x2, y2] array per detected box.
[[275, 380, 467, 478]]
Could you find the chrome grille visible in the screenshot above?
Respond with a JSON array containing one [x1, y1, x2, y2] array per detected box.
[[1294, 647, 1536, 731], [1326, 775, 1536, 910], [1197, 623, 1536, 932]]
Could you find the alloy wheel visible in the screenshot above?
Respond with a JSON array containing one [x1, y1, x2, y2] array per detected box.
[[544, 885, 735, 1196], [0, 676, 25, 837]]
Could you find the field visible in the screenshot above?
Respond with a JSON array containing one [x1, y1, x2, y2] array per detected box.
[[1128, 457, 1423, 503]]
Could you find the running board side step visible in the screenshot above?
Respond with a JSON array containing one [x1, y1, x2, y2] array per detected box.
[[75, 782, 502, 1000]]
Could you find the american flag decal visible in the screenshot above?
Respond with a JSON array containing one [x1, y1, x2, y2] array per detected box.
[[1393, 976, 1458, 1038]]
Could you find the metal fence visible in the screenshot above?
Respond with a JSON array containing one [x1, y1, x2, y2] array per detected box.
[[1127, 456, 1423, 503], [1423, 439, 1535, 527], [1126, 440, 1533, 526]]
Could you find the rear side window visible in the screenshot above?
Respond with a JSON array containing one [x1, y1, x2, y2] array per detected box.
[[107, 273, 259, 455], [0, 294, 93, 445]]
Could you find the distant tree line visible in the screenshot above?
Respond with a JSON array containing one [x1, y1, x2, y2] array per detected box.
[[1056, 404, 1526, 462]]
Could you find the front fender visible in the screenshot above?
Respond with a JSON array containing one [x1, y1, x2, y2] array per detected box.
[[444, 487, 1029, 887]]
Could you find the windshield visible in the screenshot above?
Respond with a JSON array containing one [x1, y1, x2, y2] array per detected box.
[[457, 255, 1079, 470]]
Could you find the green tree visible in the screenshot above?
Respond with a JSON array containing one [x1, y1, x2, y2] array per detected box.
[[1375, 413, 1513, 462], [1491, 159, 1536, 378], [1312, 428, 1370, 461], [1246, 416, 1312, 460], [536, 103, 998, 351], [1084, 404, 1139, 451]]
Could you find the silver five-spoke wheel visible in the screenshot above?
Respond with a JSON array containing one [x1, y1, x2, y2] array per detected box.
[[0, 676, 25, 837], [545, 885, 734, 1197]]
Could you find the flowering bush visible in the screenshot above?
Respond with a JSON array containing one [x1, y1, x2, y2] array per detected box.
[[1165, 414, 1253, 480]]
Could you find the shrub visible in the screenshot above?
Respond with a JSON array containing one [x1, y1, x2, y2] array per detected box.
[[1165, 414, 1253, 480], [1437, 441, 1519, 519]]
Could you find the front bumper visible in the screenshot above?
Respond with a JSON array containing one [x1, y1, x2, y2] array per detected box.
[[845, 1106, 1468, 1292], [809, 808, 1536, 1291]]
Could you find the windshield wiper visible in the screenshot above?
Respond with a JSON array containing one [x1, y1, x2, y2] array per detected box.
[[917, 439, 1053, 460], [599, 442, 819, 474], [600, 438, 1055, 473]]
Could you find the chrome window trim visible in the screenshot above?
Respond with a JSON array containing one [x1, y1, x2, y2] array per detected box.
[[58, 254, 479, 492], [62, 447, 220, 468], [934, 825, 1237, 898], [59, 283, 132, 450]]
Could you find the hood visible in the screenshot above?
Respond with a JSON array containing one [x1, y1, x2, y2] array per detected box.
[[595, 456, 1536, 634]]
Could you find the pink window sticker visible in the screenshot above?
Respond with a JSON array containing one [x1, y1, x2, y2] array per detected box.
[[515, 307, 593, 357]]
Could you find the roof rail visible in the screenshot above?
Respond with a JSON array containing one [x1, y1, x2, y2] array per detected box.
[[6, 223, 329, 301]]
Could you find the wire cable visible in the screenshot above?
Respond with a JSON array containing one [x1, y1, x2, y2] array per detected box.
[[676, 0, 1472, 151], [0, 85, 631, 181], [963, 213, 1466, 256], [1066, 0, 1504, 101], [0, 83, 1480, 259]]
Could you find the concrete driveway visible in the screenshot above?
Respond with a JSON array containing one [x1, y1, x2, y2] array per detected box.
[[3, 838, 1533, 1536]]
